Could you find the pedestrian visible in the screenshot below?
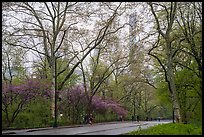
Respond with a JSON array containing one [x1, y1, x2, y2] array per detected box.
[[122, 115, 124, 121], [136, 115, 139, 122], [131, 115, 134, 121], [119, 115, 123, 121], [83, 115, 85, 124], [84, 114, 88, 124], [89, 113, 93, 125]]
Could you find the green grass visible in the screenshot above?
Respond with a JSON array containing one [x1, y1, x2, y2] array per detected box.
[[127, 123, 202, 135]]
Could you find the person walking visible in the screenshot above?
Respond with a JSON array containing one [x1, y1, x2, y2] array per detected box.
[[137, 115, 139, 122], [89, 113, 94, 125], [119, 115, 123, 121], [84, 114, 88, 124], [131, 115, 135, 121]]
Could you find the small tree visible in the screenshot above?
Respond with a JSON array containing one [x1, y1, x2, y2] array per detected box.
[[2, 79, 51, 128], [58, 84, 128, 124]]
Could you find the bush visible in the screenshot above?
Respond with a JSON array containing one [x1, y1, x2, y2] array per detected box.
[[12, 113, 31, 129]]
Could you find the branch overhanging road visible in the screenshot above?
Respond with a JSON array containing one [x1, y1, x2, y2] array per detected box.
[[2, 120, 172, 135]]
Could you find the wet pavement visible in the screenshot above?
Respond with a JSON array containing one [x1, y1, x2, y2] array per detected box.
[[2, 120, 172, 135]]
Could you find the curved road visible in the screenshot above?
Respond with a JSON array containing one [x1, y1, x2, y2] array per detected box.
[[2, 120, 172, 135]]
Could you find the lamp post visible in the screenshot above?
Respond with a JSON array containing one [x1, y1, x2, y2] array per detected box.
[[53, 57, 58, 128]]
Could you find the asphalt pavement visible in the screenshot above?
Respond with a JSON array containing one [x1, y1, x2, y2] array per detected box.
[[2, 120, 172, 135]]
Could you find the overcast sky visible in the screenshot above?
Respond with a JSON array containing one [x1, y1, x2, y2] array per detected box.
[[3, 2, 154, 76]]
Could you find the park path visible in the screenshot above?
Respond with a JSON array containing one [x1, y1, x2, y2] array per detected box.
[[2, 120, 172, 135]]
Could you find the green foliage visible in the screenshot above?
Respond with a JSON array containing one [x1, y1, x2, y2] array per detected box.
[[12, 113, 31, 128], [175, 65, 201, 123], [90, 59, 111, 85], [32, 58, 81, 90], [127, 123, 202, 135], [156, 82, 171, 105], [94, 112, 118, 123], [56, 59, 81, 89], [154, 81, 172, 119], [26, 99, 52, 127], [2, 95, 52, 129]]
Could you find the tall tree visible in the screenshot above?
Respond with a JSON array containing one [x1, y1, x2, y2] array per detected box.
[[176, 2, 202, 100], [147, 2, 182, 123], [3, 2, 123, 125]]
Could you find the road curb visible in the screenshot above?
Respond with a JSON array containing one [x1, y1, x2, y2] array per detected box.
[[2, 124, 85, 134]]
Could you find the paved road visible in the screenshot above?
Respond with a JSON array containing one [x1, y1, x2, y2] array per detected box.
[[2, 120, 172, 135]]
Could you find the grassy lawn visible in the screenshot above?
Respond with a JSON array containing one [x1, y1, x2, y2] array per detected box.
[[127, 123, 202, 135]]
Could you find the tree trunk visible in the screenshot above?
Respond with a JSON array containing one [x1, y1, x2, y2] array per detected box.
[[166, 41, 182, 123]]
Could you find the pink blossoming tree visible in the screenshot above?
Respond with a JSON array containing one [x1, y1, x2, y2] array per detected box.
[[2, 79, 51, 127]]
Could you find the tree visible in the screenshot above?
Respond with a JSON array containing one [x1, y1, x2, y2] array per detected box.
[[81, 49, 129, 115], [72, 2, 132, 115], [2, 79, 50, 128], [3, 2, 123, 125], [147, 2, 201, 123], [175, 2, 202, 100], [58, 84, 127, 124], [175, 67, 201, 124], [147, 2, 182, 123]]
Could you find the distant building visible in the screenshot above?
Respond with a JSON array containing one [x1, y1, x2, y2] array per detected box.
[[129, 12, 137, 47], [129, 12, 137, 65]]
